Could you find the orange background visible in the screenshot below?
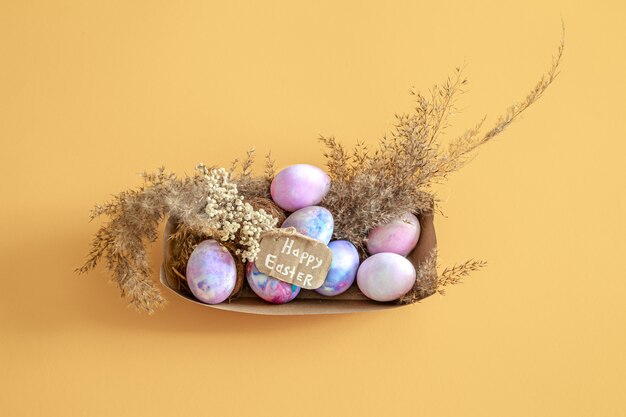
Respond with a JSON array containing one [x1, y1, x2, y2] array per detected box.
[[1, 1, 625, 416]]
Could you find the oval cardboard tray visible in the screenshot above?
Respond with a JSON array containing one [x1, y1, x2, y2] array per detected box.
[[159, 214, 436, 315]]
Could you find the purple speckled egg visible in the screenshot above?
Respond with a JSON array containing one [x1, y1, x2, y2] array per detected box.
[[356, 253, 416, 302], [186, 240, 237, 304], [246, 262, 301, 304], [315, 240, 360, 297], [270, 164, 331, 212], [281, 206, 334, 244], [366, 212, 421, 256]]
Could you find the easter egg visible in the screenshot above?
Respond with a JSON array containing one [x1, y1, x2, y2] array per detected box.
[[356, 253, 416, 302], [186, 240, 237, 304], [315, 240, 360, 296], [281, 206, 334, 244], [366, 212, 421, 256], [246, 262, 301, 304], [270, 164, 331, 211]]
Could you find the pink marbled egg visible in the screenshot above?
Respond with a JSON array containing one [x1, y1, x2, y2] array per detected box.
[[186, 240, 237, 304], [270, 164, 330, 212], [246, 262, 301, 304], [356, 253, 416, 302], [366, 212, 421, 256]]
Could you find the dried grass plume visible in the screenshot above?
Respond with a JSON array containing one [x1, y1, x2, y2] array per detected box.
[[321, 28, 564, 255]]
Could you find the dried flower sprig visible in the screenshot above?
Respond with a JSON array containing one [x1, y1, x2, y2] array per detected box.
[[436, 259, 488, 296], [229, 148, 276, 201], [198, 165, 277, 261], [432, 27, 565, 179], [399, 250, 488, 303]]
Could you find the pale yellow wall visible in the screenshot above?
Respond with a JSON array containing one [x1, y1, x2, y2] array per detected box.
[[1, 1, 624, 416]]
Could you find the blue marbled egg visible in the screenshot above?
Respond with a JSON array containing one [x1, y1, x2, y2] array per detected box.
[[281, 206, 334, 244], [315, 240, 360, 296], [246, 262, 301, 304], [186, 240, 237, 304]]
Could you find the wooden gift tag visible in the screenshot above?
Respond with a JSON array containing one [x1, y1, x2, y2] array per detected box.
[[256, 228, 333, 290]]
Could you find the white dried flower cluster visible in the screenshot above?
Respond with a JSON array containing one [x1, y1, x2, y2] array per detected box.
[[196, 164, 277, 261]]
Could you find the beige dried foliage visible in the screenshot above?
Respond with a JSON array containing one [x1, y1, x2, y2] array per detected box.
[[76, 168, 212, 312], [436, 259, 488, 296], [322, 30, 564, 254], [77, 163, 277, 313], [400, 250, 488, 303], [399, 250, 439, 304], [229, 149, 276, 201]]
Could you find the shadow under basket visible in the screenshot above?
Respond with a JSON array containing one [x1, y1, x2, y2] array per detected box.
[[160, 214, 437, 315]]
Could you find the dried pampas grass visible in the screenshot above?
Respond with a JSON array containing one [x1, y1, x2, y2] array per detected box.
[[399, 250, 488, 304], [77, 164, 277, 313], [319, 28, 563, 296], [321, 30, 563, 253]]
